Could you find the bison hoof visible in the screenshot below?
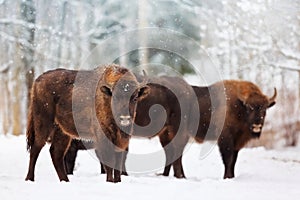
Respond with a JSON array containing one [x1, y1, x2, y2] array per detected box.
[[223, 174, 235, 179], [174, 174, 186, 179], [106, 177, 115, 183], [25, 177, 34, 182], [156, 173, 169, 177], [106, 178, 121, 183], [60, 178, 70, 182], [121, 171, 128, 176], [114, 178, 121, 183], [66, 170, 73, 175]]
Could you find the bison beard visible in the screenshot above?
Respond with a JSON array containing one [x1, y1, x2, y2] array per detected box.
[[25, 64, 149, 183]]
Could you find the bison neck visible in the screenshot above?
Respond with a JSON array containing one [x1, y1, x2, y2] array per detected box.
[[94, 95, 130, 150]]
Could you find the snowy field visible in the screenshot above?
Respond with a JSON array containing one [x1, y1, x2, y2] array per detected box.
[[1, 135, 300, 200]]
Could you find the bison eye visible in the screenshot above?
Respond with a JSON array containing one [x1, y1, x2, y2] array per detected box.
[[100, 86, 112, 96]]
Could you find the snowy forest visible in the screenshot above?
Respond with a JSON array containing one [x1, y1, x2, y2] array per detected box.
[[0, 0, 300, 149]]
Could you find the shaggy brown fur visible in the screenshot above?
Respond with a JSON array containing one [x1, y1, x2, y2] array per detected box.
[[25, 64, 149, 183], [189, 80, 276, 179]]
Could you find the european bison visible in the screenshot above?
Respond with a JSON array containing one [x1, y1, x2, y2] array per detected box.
[[64, 76, 198, 178], [25, 64, 149, 183], [164, 80, 276, 179], [132, 76, 198, 178]]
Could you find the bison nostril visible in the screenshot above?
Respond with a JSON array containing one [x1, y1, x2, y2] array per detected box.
[[252, 124, 262, 133], [252, 124, 262, 128], [120, 115, 131, 120], [119, 115, 131, 127]]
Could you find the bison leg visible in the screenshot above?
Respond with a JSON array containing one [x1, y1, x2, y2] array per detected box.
[[172, 155, 185, 178], [25, 113, 56, 181], [229, 150, 239, 178], [219, 143, 239, 179], [172, 135, 189, 179], [161, 165, 172, 176], [121, 149, 128, 176], [49, 130, 71, 182], [113, 151, 127, 183], [64, 139, 95, 174], [97, 151, 127, 178], [64, 141, 79, 175], [100, 162, 106, 174], [161, 145, 186, 178], [102, 152, 125, 183], [160, 131, 188, 178], [96, 140, 127, 183], [95, 145, 116, 182], [25, 140, 46, 181], [95, 149, 106, 174], [161, 145, 173, 176], [103, 164, 114, 182], [113, 169, 121, 183], [158, 130, 173, 177]]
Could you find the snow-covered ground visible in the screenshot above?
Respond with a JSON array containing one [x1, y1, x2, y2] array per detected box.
[[0, 135, 300, 200]]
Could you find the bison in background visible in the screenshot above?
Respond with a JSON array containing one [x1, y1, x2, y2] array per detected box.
[[25, 64, 149, 183], [190, 80, 277, 179], [132, 76, 198, 178]]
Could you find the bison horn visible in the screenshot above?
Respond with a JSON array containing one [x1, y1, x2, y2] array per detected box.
[[268, 87, 277, 105], [141, 70, 148, 85]]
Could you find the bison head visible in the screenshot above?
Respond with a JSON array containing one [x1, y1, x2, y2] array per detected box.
[[100, 66, 149, 133], [237, 87, 277, 138]]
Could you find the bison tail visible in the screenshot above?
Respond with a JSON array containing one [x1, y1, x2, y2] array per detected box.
[[26, 104, 35, 152]]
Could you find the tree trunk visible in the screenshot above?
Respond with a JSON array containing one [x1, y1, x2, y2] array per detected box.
[[21, 0, 36, 109]]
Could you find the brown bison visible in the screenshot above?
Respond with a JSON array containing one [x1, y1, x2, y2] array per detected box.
[[163, 80, 277, 179], [132, 76, 199, 178], [25, 64, 149, 183], [64, 76, 199, 178], [132, 79, 276, 179]]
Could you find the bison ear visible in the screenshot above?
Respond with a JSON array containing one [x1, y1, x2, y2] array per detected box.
[[100, 85, 112, 96], [137, 86, 150, 100], [268, 101, 276, 108]]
